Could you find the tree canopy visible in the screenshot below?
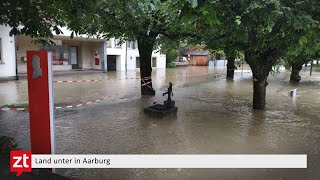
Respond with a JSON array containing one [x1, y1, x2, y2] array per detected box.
[[62, 0, 199, 95], [2, 0, 320, 108], [0, 0, 66, 38]]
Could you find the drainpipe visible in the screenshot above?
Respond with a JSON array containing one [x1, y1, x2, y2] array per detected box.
[[125, 41, 128, 72], [102, 41, 107, 73], [14, 36, 19, 80]]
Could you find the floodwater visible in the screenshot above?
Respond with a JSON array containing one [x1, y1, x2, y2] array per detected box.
[[1, 64, 320, 179]]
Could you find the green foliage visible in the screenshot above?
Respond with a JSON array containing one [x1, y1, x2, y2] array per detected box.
[[157, 36, 181, 64], [165, 48, 179, 64], [283, 30, 320, 67], [193, 0, 320, 77], [64, 0, 198, 42], [3, 0, 320, 76], [62, 0, 199, 82], [1, 103, 29, 108], [0, 136, 19, 157], [166, 62, 176, 68], [210, 49, 225, 58], [0, 0, 67, 38], [191, 44, 206, 51]]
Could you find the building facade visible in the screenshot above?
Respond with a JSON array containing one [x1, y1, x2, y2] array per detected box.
[[16, 35, 105, 73], [126, 41, 166, 71], [0, 26, 166, 78], [16, 27, 166, 74], [0, 25, 17, 80], [182, 50, 209, 66]]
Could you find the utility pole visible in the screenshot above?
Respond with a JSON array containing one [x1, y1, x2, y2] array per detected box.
[[310, 60, 313, 76]]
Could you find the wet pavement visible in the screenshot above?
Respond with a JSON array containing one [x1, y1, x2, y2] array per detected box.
[[0, 64, 320, 179]]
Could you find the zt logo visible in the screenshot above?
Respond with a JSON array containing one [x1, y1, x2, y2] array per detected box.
[[13, 154, 29, 168], [10, 151, 32, 176]]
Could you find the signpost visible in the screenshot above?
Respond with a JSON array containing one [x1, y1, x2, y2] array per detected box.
[[26, 51, 55, 157]]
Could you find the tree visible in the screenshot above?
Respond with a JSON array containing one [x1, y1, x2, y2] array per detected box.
[[181, 0, 247, 79], [63, 0, 197, 95], [283, 30, 320, 82], [186, 0, 320, 109], [0, 0, 68, 44], [204, 3, 245, 79], [156, 36, 181, 68], [208, 0, 320, 109]]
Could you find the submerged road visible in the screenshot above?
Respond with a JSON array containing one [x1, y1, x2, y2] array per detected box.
[[0, 65, 320, 179]]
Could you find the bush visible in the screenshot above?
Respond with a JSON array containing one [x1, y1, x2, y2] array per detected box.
[[166, 62, 176, 68], [0, 136, 19, 156]]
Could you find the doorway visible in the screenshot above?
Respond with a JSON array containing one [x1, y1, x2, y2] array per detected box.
[[107, 55, 117, 71], [136, 57, 140, 68], [152, 57, 157, 67], [70, 47, 78, 69]]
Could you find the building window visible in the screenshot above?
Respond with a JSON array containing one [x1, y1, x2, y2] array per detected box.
[[132, 41, 136, 49], [135, 41, 138, 49], [126, 41, 136, 49], [106, 40, 111, 48], [114, 39, 121, 48], [0, 38, 2, 62], [41, 45, 71, 65], [126, 41, 131, 49]]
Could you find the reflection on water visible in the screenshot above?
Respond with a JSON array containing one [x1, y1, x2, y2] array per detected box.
[[0, 65, 320, 179]]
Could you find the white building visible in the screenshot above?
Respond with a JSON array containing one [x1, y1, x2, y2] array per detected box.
[[0, 25, 166, 78], [126, 41, 166, 71], [0, 25, 17, 80], [16, 35, 106, 73], [14, 27, 166, 74]]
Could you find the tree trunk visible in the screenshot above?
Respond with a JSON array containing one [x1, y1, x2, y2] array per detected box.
[[244, 28, 282, 110], [226, 56, 236, 79], [137, 36, 156, 95], [252, 75, 268, 109], [245, 52, 272, 110], [225, 47, 237, 79], [290, 62, 303, 83]]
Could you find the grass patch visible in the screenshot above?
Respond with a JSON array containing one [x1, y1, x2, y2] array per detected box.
[[1, 103, 29, 108]]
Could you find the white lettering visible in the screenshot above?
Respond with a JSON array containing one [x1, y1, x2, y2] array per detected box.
[[22, 154, 29, 168], [13, 156, 22, 168]]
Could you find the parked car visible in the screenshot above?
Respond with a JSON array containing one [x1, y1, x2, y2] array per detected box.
[[175, 56, 187, 62], [175, 56, 188, 67]]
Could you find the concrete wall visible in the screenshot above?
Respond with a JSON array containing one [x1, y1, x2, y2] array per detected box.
[[126, 48, 166, 71], [16, 35, 104, 72], [16, 36, 39, 73], [153, 51, 166, 69], [0, 25, 16, 79], [16, 36, 72, 73], [106, 38, 126, 71], [80, 41, 104, 70], [126, 48, 139, 71], [215, 60, 227, 66]]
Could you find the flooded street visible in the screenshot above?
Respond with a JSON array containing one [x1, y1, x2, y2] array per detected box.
[[1, 64, 320, 179]]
